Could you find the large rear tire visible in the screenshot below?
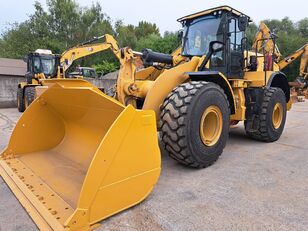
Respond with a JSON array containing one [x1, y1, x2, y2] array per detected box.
[[160, 81, 230, 168], [17, 87, 25, 112], [245, 87, 286, 142], [24, 87, 36, 109]]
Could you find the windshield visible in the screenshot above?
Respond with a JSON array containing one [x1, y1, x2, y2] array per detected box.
[[33, 57, 56, 76], [182, 15, 222, 56]]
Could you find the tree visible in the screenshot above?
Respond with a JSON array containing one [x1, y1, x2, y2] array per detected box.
[[115, 20, 138, 48], [135, 21, 159, 39], [246, 22, 258, 47], [0, 0, 114, 58], [135, 31, 180, 53], [297, 18, 308, 37]]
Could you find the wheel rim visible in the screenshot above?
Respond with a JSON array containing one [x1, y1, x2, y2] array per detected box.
[[200, 105, 223, 146], [272, 102, 283, 129]]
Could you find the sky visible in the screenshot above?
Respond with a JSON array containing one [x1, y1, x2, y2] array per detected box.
[[0, 0, 307, 34]]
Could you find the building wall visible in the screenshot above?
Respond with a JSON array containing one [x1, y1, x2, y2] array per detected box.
[[0, 75, 24, 108]]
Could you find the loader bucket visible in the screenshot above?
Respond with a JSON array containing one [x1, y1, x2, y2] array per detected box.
[[0, 79, 161, 231]]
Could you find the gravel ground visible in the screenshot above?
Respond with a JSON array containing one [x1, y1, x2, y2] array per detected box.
[[0, 101, 308, 231]]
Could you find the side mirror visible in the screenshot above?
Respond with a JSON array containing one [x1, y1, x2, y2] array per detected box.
[[209, 41, 224, 53], [238, 16, 249, 31], [198, 41, 224, 71], [177, 29, 184, 42]]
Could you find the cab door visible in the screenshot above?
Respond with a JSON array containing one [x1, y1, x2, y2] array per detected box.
[[226, 17, 245, 78]]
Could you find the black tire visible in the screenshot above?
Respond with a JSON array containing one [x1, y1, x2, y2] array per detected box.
[[245, 87, 286, 142], [24, 87, 36, 109], [17, 88, 25, 112], [160, 81, 230, 168]]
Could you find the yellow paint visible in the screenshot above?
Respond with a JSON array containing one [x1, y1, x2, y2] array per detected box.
[[200, 106, 223, 146], [0, 79, 161, 230], [229, 80, 247, 121], [272, 102, 283, 129], [287, 99, 292, 111], [277, 43, 308, 75], [142, 57, 201, 119], [244, 71, 273, 87]]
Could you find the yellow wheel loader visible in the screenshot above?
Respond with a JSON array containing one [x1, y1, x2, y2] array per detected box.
[[1, 5, 292, 230], [17, 35, 116, 112], [17, 49, 60, 112]]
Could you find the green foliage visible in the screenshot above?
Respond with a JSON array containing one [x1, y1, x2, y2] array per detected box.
[[115, 20, 138, 48], [0, 1, 306, 79], [246, 23, 258, 47], [135, 21, 160, 39], [135, 31, 180, 53], [92, 61, 119, 75], [115, 20, 160, 49], [298, 18, 308, 37]]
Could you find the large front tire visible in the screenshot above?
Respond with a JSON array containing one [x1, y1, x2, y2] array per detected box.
[[245, 87, 287, 142], [160, 81, 230, 168]]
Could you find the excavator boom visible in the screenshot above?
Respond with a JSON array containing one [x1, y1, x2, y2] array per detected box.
[[277, 43, 308, 74], [252, 22, 281, 60], [59, 34, 121, 76]]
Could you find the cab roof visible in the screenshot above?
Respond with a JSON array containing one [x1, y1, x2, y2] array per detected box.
[[177, 5, 252, 22]]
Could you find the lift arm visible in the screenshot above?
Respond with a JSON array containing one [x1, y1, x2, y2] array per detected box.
[[277, 44, 308, 77]]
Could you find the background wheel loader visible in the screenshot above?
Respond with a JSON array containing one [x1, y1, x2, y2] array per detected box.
[[1, 5, 292, 230], [17, 35, 115, 112], [17, 49, 60, 112]]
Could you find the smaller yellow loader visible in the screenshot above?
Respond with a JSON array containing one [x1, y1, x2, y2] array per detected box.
[[17, 35, 117, 112]]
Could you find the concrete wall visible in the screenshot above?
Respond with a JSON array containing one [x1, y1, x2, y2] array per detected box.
[[85, 71, 118, 92], [0, 75, 24, 108], [0, 71, 119, 108], [85, 78, 116, 90]]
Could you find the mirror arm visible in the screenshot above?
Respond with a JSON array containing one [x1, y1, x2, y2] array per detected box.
[[198, 51, 213, 71]]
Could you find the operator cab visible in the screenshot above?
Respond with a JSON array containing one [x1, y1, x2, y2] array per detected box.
[[24, 49, 60, 83], [178, 6, 251, 78]]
